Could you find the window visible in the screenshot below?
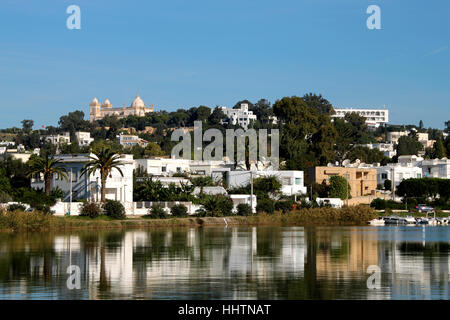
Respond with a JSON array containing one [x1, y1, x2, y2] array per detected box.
[[162, 166, 166, 172], [282, 177, 291, 185], [176, 167, 181, 173], [295, 178, 301, 185], [381, 173, 388, 179]]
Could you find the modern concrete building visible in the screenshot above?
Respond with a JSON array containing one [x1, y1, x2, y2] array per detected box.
[[134, 158, 191, 176], [376, 163, 423, 188], [421, 158, 450, 179], [44, 132, 71, 145], [226, 170, 307, 196], [30, 153, 134, 203], [74, 131, 94, 147], [117, 134, 149, 148], [307, 166, 378, 198], [361, 143, 396, 158], [332, 108, 389, 128], [89, 95, 154, 122]]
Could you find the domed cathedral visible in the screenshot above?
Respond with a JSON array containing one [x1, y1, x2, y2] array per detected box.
[[89, 95, 154, 122]]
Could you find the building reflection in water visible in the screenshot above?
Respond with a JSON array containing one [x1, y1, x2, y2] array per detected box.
[[0, 226, 448, 299]]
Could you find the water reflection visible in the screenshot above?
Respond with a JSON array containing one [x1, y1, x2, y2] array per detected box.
[[0, 226, 448, 300]]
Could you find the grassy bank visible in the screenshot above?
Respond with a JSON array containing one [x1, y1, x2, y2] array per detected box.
[[0, 206, 379, 232]]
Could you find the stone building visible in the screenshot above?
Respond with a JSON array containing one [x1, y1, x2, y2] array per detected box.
[[89, 95, 154, 122], [307, 166, 378, 198]]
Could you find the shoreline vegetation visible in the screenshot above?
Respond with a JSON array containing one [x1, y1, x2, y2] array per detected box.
[[0, 206, 381, 232]]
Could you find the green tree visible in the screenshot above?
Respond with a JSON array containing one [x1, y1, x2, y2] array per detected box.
[[59, 110, 90, 134], [329, 176, 351, 200], [302, 93, 335, 115], [396, 135, 423, 156], [21, 119, 34, 133], [208, 107, 227, 125], [81, 147, 124, 203], [431, 138, 446, 159], [27, 154, 68, 195], [194, 106, 211, 122]]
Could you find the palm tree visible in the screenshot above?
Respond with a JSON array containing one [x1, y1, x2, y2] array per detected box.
[[81, 147, 124, 203], [27, 154, 68, 195]]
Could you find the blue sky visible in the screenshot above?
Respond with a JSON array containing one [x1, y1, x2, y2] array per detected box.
[[0, 0, 449, 129]]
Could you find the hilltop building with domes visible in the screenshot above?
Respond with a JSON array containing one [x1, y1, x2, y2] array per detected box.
[[89, 95, 154, 122]]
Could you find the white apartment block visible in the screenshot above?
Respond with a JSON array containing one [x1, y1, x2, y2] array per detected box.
[[44, 132, 71, 145], [332, 108, 389, 128], [377, 163, 423, 188], [361, 143, 396, 158], [134, 158, 235, 178], [117, 134, 149, 148], [226, 170, 307, 196], [219, 103, 257, 130], [31, 154, 134, 203], [134, 158, 191, 176], [75, 131, 94, 147], [421, 158, 450, 179]]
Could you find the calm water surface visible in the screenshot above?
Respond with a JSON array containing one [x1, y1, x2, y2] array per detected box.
[[0, 226, 449, 300]]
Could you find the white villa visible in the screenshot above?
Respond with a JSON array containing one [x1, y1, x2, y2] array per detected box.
[[30, 154, 134, 203], [376, 163, 423, 188], [421, 158, 450, 179], [75, 131, 94, 147], [219, 103, 257, 130], [44, 132, 71, 145], [89, 95, 154, 122], [226, 170, 307, 196], [117, 134, 149, 148]]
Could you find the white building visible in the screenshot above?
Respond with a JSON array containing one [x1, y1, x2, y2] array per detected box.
[[226, 170, 307, 196], [44, 132, 71, 145], [376, 163, 423, 188], [219, 103, 257, 129], [117, 134, 149, 148], [135, 158, 191, 176], [421, 158, 450, 179], [332, 108, 389, 128], [75, 132, 94, 147], [134, 158, 235, 178], [397, 155, 424, 166], [361, 143, 396, 158], [30, 153, 134, 203]]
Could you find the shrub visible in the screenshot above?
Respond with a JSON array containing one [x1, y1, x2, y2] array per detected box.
[[384, 179, 392, 191], [0, 191, 12, 203], [8, 203, 26, 212], [370, 198, 404, 210], [103, 200, 126, 219], [236, 203, 252, 216], [51, 187, 65, 199], [199, 195, 233, 217], [80, 202, 102, 218], [171, 204, 188, 217], [256, 198, 275, 214], [150, 204, 168, 219], [0, 210, 52, 232], [275, 200, 295, 213]]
